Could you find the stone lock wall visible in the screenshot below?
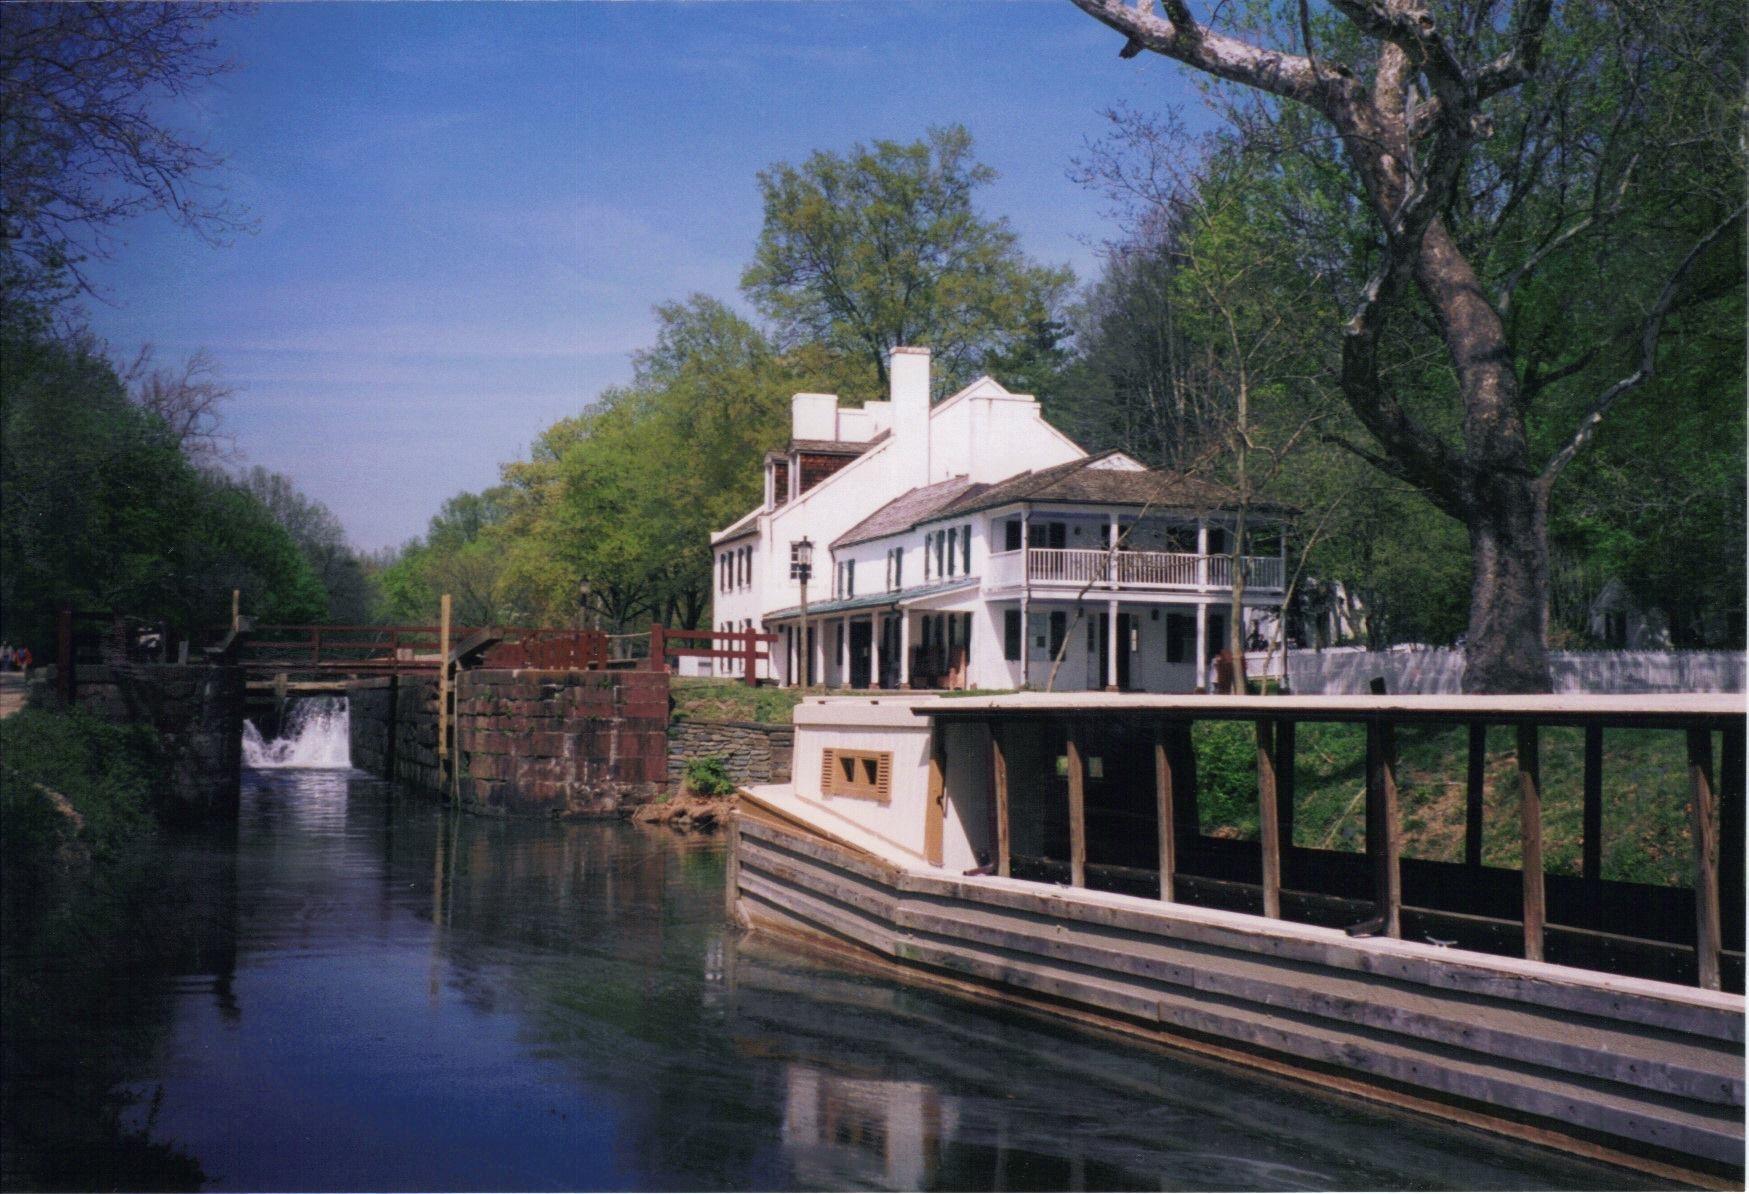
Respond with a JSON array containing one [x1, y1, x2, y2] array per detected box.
[[348, 669, 669, 817], [666, 719, 794, 788], [31, 663, 244, 820]]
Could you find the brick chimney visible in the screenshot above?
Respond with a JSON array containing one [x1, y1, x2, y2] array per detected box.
[[890, 346, 930, 491]]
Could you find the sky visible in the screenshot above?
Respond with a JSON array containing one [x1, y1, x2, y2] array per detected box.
[[78, 1, 1212, 552]]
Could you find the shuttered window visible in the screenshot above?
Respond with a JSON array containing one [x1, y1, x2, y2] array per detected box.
[[819, 747, 892, 803]]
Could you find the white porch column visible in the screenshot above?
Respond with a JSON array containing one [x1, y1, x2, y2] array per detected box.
[[898, 611, 911, 688], [1195, 601, 1209, 693], [1106, 598, 1120, 692], [1108, 513, 1119, 590], [1196, 518, 1209, 589], [870, 613, 883, 689], [1019, 511, 1032, 687]]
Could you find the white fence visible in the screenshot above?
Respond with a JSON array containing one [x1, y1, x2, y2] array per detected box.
[[1259, 646, 1746, 695]]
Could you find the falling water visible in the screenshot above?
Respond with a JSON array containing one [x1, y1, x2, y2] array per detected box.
[[243, 696, 351, 769]]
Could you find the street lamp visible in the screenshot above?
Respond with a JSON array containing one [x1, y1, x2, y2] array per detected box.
[[791, 538, 814, 689], [576, 578, 593, 633]]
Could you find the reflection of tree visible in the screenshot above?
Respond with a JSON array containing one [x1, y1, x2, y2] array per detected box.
[[1, 832, 225, 1189]]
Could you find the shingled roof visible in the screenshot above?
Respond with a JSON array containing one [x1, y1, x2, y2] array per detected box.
[[832, 475, 987, 549], [936, 452, 1291, 519]]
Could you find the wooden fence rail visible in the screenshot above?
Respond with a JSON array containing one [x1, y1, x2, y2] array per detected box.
[[649, 625, 775, 686]]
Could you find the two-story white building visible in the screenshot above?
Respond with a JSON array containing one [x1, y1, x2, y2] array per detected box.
[[710, 347, 1288, 692]]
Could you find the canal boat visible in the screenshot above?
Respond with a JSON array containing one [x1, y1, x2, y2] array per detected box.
[[729, 692, 1747, 1184]]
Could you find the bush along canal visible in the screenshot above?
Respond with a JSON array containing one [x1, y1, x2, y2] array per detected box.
[[0, 694, 1677, 1191]]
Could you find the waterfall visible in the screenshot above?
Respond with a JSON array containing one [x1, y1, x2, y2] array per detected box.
[[244, 696, 352, 770]]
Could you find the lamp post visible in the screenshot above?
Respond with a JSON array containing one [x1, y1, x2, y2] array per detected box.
[[791, 537, 813, 689], [576, 578, 592, 633]]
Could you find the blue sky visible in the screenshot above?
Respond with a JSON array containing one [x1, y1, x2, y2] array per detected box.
[[79, 2, 1211, 552]]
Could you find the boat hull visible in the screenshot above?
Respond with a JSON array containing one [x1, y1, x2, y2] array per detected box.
[[730, 797, 1746, 1184]]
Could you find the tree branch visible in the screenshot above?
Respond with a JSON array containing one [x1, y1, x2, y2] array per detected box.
[[1537, 202, 1745, 492], [1068, 0, 1327, 105]]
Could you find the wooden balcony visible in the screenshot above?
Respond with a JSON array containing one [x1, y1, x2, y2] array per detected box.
[[983, 548, 1285, 593]]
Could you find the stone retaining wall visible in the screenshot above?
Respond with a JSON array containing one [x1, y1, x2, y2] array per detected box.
[[667, 719, 793, 787], [349, 669, 669, 817], [30, 663, 244, 819]]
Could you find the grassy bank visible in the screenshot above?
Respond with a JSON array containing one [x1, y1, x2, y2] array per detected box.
[[1194, 721, 1700, 888]]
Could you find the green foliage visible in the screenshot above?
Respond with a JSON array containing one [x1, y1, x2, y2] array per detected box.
[[0, 708, 161, 876], [0, 325, 327, 646], [743, 125, 1073, 392], [681, 756, 736, 798], [1190, 722, 1260, 837], [670, 679, 802, 725]]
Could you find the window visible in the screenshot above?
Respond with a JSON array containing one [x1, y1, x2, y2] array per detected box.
[[1004, 519, 1022, 552], [924, 532, 933, 580], [1004, 610, 1021, 661], [837, 559, 854, 598], [1048, 611, 1066, 657], [961, 524, 971, 574], [946, 528, 958, 576], [836, 622, 845, 666], [740, 547, 750, 587], [935, 532, 946, 578], [1043, 521, 1067, 549], [891, 547, 903, 590], [820, 748, 892, 803]]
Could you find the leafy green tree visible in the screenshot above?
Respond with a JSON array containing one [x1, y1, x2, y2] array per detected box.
[[743, 126, 1074, 394], [236, 467, 375, 623]]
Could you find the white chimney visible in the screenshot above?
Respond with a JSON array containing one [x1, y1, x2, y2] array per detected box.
[[890, 346, 931, 490]]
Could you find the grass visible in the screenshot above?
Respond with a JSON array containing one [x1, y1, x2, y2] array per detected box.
[[0, 707, 164, 876], [669, 679, 805, 725], [1193, 721, 1700, 888]]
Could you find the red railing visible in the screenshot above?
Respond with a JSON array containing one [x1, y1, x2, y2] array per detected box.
[[650, 625, 774, 687]]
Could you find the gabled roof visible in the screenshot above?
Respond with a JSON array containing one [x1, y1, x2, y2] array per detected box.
[[711, 505, 761, 545], [831, 475, 987, 550], [935, 451, 1291, 519]]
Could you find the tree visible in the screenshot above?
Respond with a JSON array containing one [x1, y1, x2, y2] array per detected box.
[[1068, 0, 1745, 691], [742, 126, 1075, 394], [121, 344, 235, 465], [0, 3, 249, 311], [236, 467, 375, 623]]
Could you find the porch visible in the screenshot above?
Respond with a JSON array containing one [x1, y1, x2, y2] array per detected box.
[[984, 548, 1286, 594]]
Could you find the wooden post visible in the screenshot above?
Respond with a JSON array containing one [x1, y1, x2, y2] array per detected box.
[[311, 625, 323, 665], [1275, 718, 1296, 857], [925, 727, 947, 867], [1257, 719, 1281, 919], [1517, 723, 1545, 963], [990, 723, 1011, 878], [1720, 721, 1744, 955], [742, 628, 758, 687], [1366, 717, 1402, 938], [437, 594, 452, 770], [56, 606, 73, 706], [649, 623, 666, 673], [1465, 723, 1486, 869], [1065, 723, 1086, 888], [1687, 728, 1720, 991], [1154, 720, 1176, 902], [231, 589, 241, 633], [1582, 723, 1604, 897]]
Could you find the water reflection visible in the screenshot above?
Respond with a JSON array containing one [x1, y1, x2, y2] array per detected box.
[[10, 767, 1660, 1191]]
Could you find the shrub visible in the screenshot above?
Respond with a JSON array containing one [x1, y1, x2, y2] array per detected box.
[[0, 707, 162, 873], [682, 755, 735, 797], [1191, 721, 1259, 837]]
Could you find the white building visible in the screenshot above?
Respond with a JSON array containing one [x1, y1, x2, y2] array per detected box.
[[709, 347, 1288, 692]]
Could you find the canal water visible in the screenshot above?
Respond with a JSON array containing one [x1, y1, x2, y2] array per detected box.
[[3, 706, 1655, 1191]]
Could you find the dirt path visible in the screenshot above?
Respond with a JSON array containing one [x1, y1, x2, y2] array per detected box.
[[0, 673, 29, 719]]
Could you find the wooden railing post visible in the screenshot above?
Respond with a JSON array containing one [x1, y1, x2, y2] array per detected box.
[[742, 628, 758, 687], [1465, 723, 1486, 869], [1517, 723, 1545, 963], [231, 589, 241, 633], [649, 623, 666, 673], [1366, 716, 1402, 938], [437, 594, 452, 771], [924, 727, 947, 867], [1687, 727, 1721, 991], [1257, 718, 1281, 919], [990, 722, 1011, 878], [1721, 721, 1744, 959], [1154, 720, 1176, 902], [1065, 723, 1086, 888], [311, 625, 323, 665]]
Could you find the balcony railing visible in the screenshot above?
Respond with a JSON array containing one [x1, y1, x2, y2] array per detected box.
[[983, 548, 1285, 592]]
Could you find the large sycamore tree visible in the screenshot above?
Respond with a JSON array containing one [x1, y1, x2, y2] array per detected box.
[[1070, 0, 1744, 691]]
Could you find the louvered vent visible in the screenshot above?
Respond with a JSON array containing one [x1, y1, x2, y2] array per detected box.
[[820, 747, 892, 804]]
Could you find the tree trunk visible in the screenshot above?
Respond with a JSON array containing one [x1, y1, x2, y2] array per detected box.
[[1463, 473, 1552, 693]]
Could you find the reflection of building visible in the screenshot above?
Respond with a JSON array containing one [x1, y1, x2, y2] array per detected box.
[[711, 346, 1287, 692], [781, 1064, 954, 1190]]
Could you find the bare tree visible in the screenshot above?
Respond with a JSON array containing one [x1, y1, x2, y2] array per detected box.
[[0, 3, 249, 306], [121, 343, 235, 464], [1068, 0, 1744, 691]]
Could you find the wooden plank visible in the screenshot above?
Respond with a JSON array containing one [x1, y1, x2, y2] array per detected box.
[[924, 727, 946, 867], [1518, 723, 1545, 963], [990, 722, 1011, 878], [1275, 718, 1297, 855], [1688, 728, 1720, 991], [1466, 723, 1486, 869], [1065, 723, 1086, 888], [1154, 720, 1175, 902], [437, 594, 452, 765], [1583, 723, 1604, 885], [1256, 719, 1281, 920]]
